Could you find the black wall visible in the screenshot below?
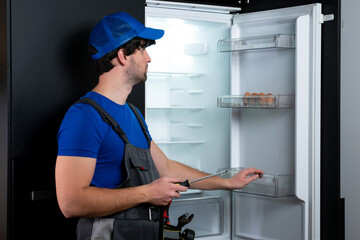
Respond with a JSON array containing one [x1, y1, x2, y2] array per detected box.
[[3, 0, 145, 239], [0, 0, 8, 238]]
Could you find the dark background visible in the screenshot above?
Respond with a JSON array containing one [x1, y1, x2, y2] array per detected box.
[[0, 0, 342, 239], [2, 0, 146, 239]]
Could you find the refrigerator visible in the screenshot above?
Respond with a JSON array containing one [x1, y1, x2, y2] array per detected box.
[[144, 1, 335, 239]]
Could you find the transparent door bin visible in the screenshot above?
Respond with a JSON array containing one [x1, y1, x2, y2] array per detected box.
[[217, 94, 295, 109], [217, 34, 295, 52], [218, 168, 294, 197]]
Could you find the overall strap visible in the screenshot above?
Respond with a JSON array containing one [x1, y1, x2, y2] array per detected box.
[[75, 98, 129, 144], [128, 103, 152, 147]]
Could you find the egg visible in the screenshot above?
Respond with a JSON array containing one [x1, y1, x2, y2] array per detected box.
[[258, 92, 266, 106], [243, 92, 251, 106], [251, 93, 258, 105], [266, 93, 274, 106]]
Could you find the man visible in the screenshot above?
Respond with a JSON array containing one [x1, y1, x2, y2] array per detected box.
[[55, 12, 264, 240]]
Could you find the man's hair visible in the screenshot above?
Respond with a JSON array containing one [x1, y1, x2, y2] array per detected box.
[[89, 37, 156, 76]]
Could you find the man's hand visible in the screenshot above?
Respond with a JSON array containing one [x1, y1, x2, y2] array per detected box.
[[226, 167, 265, 190], [144, 177, 188, 206]]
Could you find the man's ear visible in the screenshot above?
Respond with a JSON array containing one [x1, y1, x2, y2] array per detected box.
[[117, 49, 128, 65]]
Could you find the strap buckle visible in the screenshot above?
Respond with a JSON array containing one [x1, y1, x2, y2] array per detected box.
[[149, 206, 157, 222]]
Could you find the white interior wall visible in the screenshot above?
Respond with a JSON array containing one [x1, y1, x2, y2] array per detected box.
[[341, 1, 360, 239]]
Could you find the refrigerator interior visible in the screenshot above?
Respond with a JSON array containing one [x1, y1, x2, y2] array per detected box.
[[146, 2, 322, 240], [145, 7, 234, 238]]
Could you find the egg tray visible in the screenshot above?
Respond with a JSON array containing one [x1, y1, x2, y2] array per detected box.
[[218, 168, 295, 198], [217, 94, 295, 109]]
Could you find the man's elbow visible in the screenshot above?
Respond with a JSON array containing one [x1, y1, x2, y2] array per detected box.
[[57, 194, 81, 218]]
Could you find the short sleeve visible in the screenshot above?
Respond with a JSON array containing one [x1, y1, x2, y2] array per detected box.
[[57, 104, 105, 158]]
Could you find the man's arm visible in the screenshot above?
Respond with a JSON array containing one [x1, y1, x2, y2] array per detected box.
[[55, 156, 187, 218], [150, 141, 264, 190]]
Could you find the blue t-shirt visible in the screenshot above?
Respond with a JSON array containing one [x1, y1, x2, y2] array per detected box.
[[57, 91, 152, 188]]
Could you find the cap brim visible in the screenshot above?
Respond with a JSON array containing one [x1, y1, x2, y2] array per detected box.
[[138, 27, 164, 40]]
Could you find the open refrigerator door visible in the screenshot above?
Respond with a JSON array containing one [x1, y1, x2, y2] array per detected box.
[[220, 4, 324, 240]]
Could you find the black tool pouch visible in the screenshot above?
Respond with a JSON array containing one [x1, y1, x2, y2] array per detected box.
[[163, 224, 182, 240], [163, 224, 195, 240]]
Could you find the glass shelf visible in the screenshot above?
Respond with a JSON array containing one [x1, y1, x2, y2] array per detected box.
[[218, 168, 294, 198], [155, 139, 205, 145], [217, 94, 295, 109], [147, 72, 202, 78], [218, 34, 295, 52], [146, 106, 204, 111]]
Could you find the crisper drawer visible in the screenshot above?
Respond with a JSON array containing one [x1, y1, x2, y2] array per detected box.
[[169, 196, 224, 238]]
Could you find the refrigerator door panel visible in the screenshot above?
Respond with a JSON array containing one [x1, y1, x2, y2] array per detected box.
[[145, 5, 233, 239], [295, 7, 322, 240], [229, 4, 322, 240]]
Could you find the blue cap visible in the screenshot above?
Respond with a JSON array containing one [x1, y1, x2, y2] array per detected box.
[[89, 12, 164, 60]]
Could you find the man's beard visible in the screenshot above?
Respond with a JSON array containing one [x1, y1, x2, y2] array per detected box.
[[127, 60, 147, 85]]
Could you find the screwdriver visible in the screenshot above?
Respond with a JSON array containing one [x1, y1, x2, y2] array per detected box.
[[177, 170, 229, 187]]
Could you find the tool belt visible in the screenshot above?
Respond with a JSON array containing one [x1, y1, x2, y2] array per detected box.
[[110, 205, 163, 240], [110, 206, 162, 221]]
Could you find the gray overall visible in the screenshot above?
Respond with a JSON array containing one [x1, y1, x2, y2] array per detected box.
[[75, 98, 163, 240]]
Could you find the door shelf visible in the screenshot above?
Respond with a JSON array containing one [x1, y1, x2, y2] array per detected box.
[[217, 34, 295, 52], [217, 94, 295, 109], [218, 168, 294, 197]]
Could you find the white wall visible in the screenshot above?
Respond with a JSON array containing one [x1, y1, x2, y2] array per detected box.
[[341, 1, 360, 239]]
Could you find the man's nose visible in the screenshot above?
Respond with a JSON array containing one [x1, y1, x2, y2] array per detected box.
[[144, 49, 151, 62]]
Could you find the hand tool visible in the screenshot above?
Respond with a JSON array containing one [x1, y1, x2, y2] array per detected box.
[[177, 170, 228, 187], [177, 213, 194, 229]]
